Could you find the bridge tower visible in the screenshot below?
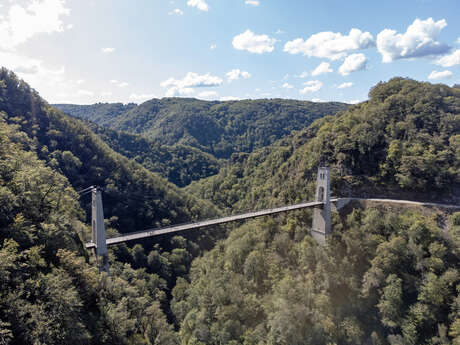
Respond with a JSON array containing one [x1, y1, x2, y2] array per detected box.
[[92, 187, 109, 273], [311, 167, 331, 244]]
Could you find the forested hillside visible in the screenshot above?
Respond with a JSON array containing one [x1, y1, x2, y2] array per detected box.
[[0, 110, 183, 344], [1, 68, 459, 345], [54, 102, 137, 126], [84, 123, 221, 187], [54, 98, 348, 159], [173, 206, 460, 345], [188, 78, 460, 212]]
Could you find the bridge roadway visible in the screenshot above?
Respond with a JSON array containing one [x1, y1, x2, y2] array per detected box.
[[86, 200, 324, 248], [85, 197, 460, 249]]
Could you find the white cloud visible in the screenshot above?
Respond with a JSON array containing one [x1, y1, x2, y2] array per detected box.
[[168, 8, 183, 15], [220, 96, 239, 101], [161, 72, 222, 97], [109, 79, 129, 87], [284, 28, 374, 60], [226, 69, 251, 81], [0, 51, 65, 96], [14, 65, 39, 74], [76, 79, 85, 84], [338, 53, 368, 75], [300, 80, 323, 94], [0, 0, 70, 51], [457, 37, 460, 44], [376, 18, 449, 63], [436, 49, 460, 67], [311, 62, 333, 76], [102, 47, 115, 53], [210, 44, 217, 50], [101, 91, 112, 96], [66, 23, 73, 30], [232, 29, 276, 54], [338, 82, 353, 89], [245, 0, 259, 6], [428, 70, 452, 80], [198, 91, 218, 98], [77, 90, 94, 96], [349, 99, 362, 104], [282, 82, 293, 89], [187, 0, 208, 11], [295, 71, 309, 78], [165, 87, 195, 97], [311, 98, 325, 102], [275, 29, 284, 35], [129, 93, 156, 102], [161, 72, 223, 88]]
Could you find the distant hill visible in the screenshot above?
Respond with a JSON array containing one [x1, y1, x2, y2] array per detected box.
[[54, 98, 349, 159], [187, 78, 460, 211], [54, 102, 137, 126], [85, 122, 221, 187]]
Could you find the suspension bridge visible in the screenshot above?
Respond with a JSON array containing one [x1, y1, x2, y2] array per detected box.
[[84, 167, 460, 272]]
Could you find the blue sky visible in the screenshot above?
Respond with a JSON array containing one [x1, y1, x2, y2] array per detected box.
[[0, 0, 459, 104]]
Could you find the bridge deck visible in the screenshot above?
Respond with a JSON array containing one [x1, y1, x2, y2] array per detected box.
[[86, 200, 324, 248]]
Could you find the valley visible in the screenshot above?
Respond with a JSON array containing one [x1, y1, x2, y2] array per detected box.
[[0, 67, 459, 344]]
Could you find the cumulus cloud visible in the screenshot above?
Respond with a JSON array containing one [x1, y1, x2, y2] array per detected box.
[[232, 29, 276, 54], [0, 51, 65, 97], [428, 70, 452, 80], [245, 0, 260, 6], [284, 28, 374, 60], [14, 65, 39, 74], [102, 47, 115, 53], [187, 0, 208, 11], [295, 71, 309, 78], [436, 49, 460, 67], [377, 18, 449, 63], [161, 72, 222, 97], [226, 69, 251, 81], [161, 72, 223, 88], [168, 8, 183, 15], [210, 44, 217, 50], [282, 82, 293, 89], [129, 93, 156, 102], [220, 96, 239, 101], [198, 91, 218, 98], [338, 82, 353, 89], [0, 0, 70, 51], [77, 90, 94, 96], [300, 80, 323, 94], [311, 62, 333, 76], [338, 53, 368, 75]]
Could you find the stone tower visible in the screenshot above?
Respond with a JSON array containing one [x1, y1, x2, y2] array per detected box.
[[92, 187, 109, 273], [311, 167, 331, 244]]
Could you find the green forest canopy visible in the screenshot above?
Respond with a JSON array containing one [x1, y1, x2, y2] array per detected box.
[[1, 69, 459, 345]]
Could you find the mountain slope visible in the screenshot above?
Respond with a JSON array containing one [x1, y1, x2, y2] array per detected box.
[[55, 98, 348, 159], [0, 68, 220, 240], [54, 102, 137, 126], [187, 78, 460, 212], [84, 122, 221, 187]]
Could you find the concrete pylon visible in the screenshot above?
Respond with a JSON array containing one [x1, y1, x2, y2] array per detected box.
[[92, 187, 109, 273], [311, 167, 331, 244]]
